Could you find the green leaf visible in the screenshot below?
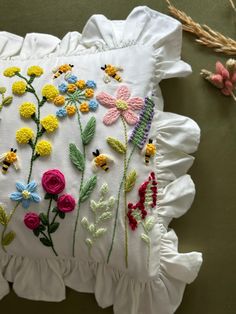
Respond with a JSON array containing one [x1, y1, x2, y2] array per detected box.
[[33, 228, 40, 237], [141, 233, 150, 245], [107, 137, 126, 154], [49, 222, 59, 233], [97, 212, 112, 223], [82, 117, 96, 145], [2, 96, 13, 106], [39, 213, 48, 225], [2, 231, 15, 246], [80, 176, 97, 203], [40, 237, 52, 247], [0, 87, 6, 94], [81, 217, 90, 230], [69, 143, 85, 171], [52, 207, 58, 213], [94, 228, 107, 238], [125, 170, 137, 192], [44, 192, 53, 200], [0, 206, 8, 226], [58, 211, 65, 219], [85, 238, 93, 248], [144, 216, 155, 232], [38, 224, 46, 232]]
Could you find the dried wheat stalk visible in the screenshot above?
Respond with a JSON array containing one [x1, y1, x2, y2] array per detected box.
[[166, 0, 236, 56]]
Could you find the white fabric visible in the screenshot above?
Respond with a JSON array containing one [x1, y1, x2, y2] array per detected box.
[[0, 6, 202, 314]]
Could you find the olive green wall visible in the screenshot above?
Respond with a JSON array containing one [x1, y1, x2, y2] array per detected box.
[[1, 0, 235, 313]]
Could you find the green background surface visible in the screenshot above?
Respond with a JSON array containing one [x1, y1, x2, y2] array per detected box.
[[0, 0, 235, 313]]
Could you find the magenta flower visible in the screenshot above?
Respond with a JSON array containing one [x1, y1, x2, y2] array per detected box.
[[96, 85, 144, 125], [57, 194, 76, 212], [24, 212, 40, 230], [42, 169, 65, 195]]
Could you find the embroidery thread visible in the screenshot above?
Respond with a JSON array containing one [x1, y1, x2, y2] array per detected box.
[[0, 148, 20, 174], [0, 86, 13, 115], [101, 64, 123, 83], [92, 149, 114, 172]]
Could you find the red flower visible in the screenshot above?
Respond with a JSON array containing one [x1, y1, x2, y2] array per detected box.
[[57, 194, 76, 212], [24, 212, 40, 230], [42, 169, 65, 195]]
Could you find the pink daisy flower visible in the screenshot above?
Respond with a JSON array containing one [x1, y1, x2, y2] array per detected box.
[[96, 85, 144, 125]]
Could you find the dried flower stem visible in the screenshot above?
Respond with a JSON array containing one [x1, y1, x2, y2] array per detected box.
[[166, 0, 236, 56], [229, 0, 236, 11]]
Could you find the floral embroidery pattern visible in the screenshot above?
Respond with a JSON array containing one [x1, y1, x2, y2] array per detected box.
[[96, 85, 144, 267], [0, 203, 18, 252], [24, 169, 75, 256], [127, 172, 158, 267], [52, 63, 74, 79], [101, 64, 123, 83], [81, 183, 115, 251], [142, 139, 156, 165], [91, 149, 114, 172], [10, 181, 41, 209], [0, 148, 20, 174], [0, 86, 13, 115]]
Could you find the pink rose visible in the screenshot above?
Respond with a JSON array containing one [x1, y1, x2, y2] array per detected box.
[[24, 212, 40, 230], [57, 194, 76, 212], [42, 169, 65, 195]]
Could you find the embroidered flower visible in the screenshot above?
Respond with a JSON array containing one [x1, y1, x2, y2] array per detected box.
[[27, 66, 44, 77], [16, 127, 34, 144], [57, 194, 76, 212], [10, 181, 41, 209], [86, 80, 96, 89], [4, 67, 21, 77], [53, 95, 65, 106], [35, 140, 52, 156], [58, 83, 68, 93], [56, 108, 67, 118], [66, 105, 76, 116], [79, 102, 89, 113], [67, 84, 77, 93], [12, 81, 27, 95], [19, 102, 36, 119], [66, 74, 78, 84], [89, 100, 98, 111], [85, 88, 94, 98], [24, 212, 40, 229], [96, 85, 144, 125], [42, 169, 65, 195], [75, 80, 86, 89], [42, 84, 59, 101], [40, 115, 59, 133]]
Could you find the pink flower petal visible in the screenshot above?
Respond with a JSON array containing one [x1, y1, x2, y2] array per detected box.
[[231, 72, 236, 83], [215, 61, 229, 79], [96, 92, 116, 108], [122, 109, 139, 125], [211, 74, 224, 88], [103, 108, 120, 125], [221, 87, 231, 96], [116, 85, 131, 101], [127, 97, 144, 110]]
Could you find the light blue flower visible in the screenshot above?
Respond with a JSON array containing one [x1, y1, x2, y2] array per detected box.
[[89, 100, 98, 111], [56, 108, 67, 118], [66, 74, 78, 84], [10, 181, 41, 209], [86, 80, 96, 89], [58, 83, 68, 93]]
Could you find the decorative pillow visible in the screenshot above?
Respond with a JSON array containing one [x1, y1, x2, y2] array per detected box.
[[0, 6, 202, 314]]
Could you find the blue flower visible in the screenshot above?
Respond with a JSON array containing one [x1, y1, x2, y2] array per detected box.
[[56, 108, 67, 118], [89, 100, 98, 111], [66, 74, 78, 84], [86, 80, 96, 89], [58, 83, 68, 93], [10, 181, 41, 209]]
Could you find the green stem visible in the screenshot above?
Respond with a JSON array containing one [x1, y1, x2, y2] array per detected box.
[[1, 202, 20, 252], [72, 107, 86, 257], [46, 197, 58, 256], [51, 212, 59, 225]]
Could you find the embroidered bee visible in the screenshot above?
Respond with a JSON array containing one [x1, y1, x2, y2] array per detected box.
[[0, 148, 20, 174], [52, 64, 74, 79], [101, 64, 123, 83], [92, 149, 114, 172], [142, 139, 156, 165]]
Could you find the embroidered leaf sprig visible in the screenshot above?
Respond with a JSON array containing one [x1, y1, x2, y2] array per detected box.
[[82, 117, 96, 145], [125, 170, 137, 192], [2, 231, 15, 246], [81, 183, 115, 250], [80, 176, 97, 203], [0, 206, 8, 226], [107, 137, 126, 154], [69, 143, 85, 171]]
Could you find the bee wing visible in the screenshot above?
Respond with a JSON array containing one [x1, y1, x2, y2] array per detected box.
[[0, 153, 7, 162], [52, 66, 60, 73], [141, 147, 146, 156], [103, 74, 111, 84], [13, 158, 20, 170], [106, 155, 115, 163], [91, 160, 99, 173], [116, 66, 123, 71]]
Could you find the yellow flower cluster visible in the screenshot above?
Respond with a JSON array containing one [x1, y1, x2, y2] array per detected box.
[[12, 81, 27, 95], [53, 95, 65, 106], [42, 84, 59, 101], [67, 84, 77, 93], [27, 66, 44, 77], [75, 80, 86, 89], [35, 140, 52, 156], [85, 88, 94, 98], [79, 102, 89, 113], [16, 127, 34, 144], [19, 102, 36, 119], [3, 67, 21, 77], [66, 105, 76, 116], [40, 115, 58, 133]]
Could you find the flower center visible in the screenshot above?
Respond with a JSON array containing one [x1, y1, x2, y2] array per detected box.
[[22, 190, 31, 199], [116, 99, 128, 111]]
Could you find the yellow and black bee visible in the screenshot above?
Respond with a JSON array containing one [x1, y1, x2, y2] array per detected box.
[[92, 149, 114, 172], [142, 139, 156, 165], [101, 64, 123, 83], [0, 148, 20, 174], [53, 64, 74, 79]]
